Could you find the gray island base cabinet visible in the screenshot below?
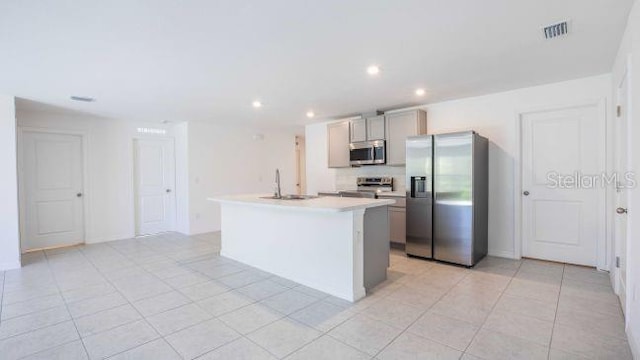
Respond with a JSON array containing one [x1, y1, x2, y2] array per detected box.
[[378, 195, 407, 248], [362, 205, 390, 289]]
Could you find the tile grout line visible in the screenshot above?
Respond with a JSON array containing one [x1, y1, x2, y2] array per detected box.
[[139, 242, 250, 358], [202, 280, 368, 358], [42, 249, 92, 360], [75, 242, 166, 355], [4, 242, 383, 355], [237, 317, 313, 360], [0, 309, 75, 343], [459, 260, 524, 359], [4, 237, 244, 358], [365, 263, 473, 358], [546, 264, 565, 360], [79, 239, 187, 359], [2, 237, 232, 321], [12, 236, 623, 359], [78, 234, 301, 359]]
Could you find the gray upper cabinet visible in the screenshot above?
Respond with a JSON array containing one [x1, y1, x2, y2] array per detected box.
[[350, 118, 367, 143], [351, 116, 385, 143], [366, 115, 385, 140], [327, 121, 351, 168], [385, 110, 427, 165]]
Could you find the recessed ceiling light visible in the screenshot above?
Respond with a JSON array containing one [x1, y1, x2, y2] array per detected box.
[[252, 100, 262, 108], [306, 111, 315, 118], [367, 65, 380, 75], [70, 96, 95, 102], [415, 88, 426, 96]]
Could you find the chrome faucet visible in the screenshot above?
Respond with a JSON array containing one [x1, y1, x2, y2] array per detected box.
[[274, 169, 282, 199]]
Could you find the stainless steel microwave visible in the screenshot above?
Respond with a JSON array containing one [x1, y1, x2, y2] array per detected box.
[[349, 140, 386, 165]]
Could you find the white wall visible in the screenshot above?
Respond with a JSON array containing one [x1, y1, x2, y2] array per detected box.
[[0, 96, 21, 270], [306, 74, 612, 259], [305, 122, 336, 195], [16, 110, 179, 244], [15, 110, 303, 240], [612, 0, 640, 356], [188, 122, 301, 234]]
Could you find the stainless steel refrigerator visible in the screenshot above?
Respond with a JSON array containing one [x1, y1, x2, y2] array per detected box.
[[405, 131, 488, 266], [405, 136, 434, 258]]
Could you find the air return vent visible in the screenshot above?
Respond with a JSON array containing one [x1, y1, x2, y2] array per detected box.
[[70, 96, 95, 102], [543, 20, 570, 39]]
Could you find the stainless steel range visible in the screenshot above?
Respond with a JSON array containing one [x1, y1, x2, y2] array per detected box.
[[357, 177, 393, 193], [338, 177, 393, 198]]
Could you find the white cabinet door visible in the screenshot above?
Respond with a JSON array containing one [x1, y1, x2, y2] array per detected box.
[[327, 121, 350, 168], [521, 104, 604, 266], [22, 132, 84, 250], [134, 138, 176, 235], [367, 116, 385, 140], [350, 118, 367, 143], [386, 110, 427, 165]]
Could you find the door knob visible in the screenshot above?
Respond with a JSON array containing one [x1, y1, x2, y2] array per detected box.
[[616, 207, 628, 214], [166, 189, 172, 193], [76, 193, 83, 197], [523, 191, 530, 196]]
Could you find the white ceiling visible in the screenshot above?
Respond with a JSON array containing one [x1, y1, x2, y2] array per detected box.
[[0, 0, 633, 125]]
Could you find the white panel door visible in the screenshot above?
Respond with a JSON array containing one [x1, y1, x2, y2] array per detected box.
[[522, 104, 604, 266], [134, 138, 176, 235], [615, 75, 629, 313], [22, 132, 84, 250]]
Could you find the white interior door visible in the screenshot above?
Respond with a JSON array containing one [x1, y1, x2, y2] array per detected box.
[[615, 75, 630, 314], [21, 132, 84, 251], [134, 138, 176, 235], [521, 104, 604, 266]]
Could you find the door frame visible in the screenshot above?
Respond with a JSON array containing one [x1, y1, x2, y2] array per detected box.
[[295, 135, 306, 195], [612, 57, 632, 315], [131, 136, 178, 236], [17, 127, 90, 252], [514, 98, 608, 270]]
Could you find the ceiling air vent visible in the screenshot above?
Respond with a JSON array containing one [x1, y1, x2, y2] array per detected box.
[[70, 96, 95, 102], [543, 20, 570, 39]]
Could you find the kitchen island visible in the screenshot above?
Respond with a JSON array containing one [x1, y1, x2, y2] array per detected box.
[[208, 194, 394, 302]]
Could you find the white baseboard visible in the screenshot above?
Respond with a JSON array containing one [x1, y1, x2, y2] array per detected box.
[[629, 325, 639, 360], [0, 260, 22, 271], [189, 230, 221, 236], [488, 250, 517, 259], [85, 233, 134, 244]]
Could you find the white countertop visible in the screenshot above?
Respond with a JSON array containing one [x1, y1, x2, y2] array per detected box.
[[209, 194, 394, 213]]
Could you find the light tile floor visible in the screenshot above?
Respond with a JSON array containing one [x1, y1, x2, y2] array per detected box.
[[0, 232, 632, 360]]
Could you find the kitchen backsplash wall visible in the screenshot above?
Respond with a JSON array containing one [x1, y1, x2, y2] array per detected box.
[[335, 165, 405, 192]]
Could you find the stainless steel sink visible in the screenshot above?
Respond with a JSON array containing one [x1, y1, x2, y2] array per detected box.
[[261, 194, 319, 200]]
